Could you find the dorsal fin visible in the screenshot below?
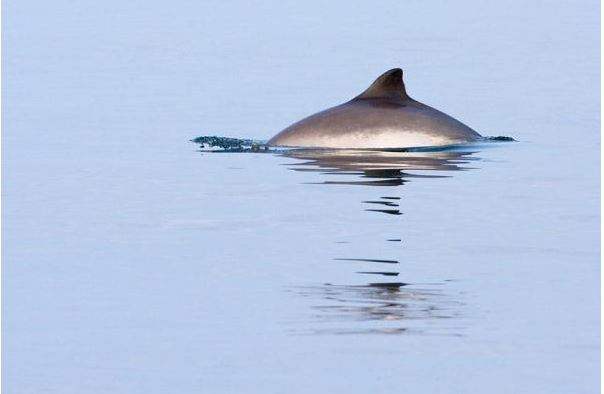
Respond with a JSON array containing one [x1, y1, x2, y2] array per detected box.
[[354, 68, 408, 101]]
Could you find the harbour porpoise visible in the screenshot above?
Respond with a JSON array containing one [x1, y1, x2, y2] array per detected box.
[[268, 68, 482, 149]]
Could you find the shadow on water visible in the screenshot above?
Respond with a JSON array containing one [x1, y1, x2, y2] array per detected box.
[[193, 138, 506, 335]]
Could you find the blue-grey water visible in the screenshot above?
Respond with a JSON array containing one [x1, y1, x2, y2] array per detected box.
[[3, 0, 600, 393]]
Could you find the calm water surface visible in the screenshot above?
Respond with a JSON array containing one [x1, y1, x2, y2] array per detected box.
[[3, 0, 599, 393]]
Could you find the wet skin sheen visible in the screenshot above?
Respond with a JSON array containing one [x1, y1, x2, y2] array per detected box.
[[268, 68, 482, 149]]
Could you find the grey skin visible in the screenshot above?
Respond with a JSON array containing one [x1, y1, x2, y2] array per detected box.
[[268, 68, 482, 149]]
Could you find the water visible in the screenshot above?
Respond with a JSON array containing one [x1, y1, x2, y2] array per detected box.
[[3, 0, 599, 393]]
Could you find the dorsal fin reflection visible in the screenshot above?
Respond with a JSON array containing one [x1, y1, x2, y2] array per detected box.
[[280, 145, 481, 335]]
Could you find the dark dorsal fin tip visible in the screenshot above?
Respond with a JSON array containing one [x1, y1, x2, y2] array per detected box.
[[354, 68, 408, 101]]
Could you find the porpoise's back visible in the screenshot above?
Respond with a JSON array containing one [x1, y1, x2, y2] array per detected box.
[[268, 68, 481, 149]]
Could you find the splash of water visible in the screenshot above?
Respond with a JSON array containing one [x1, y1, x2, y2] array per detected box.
[[191, 135, 515, 153], [190, 136, 270, 152]]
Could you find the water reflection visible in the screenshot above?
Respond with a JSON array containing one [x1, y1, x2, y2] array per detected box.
[[356, 271, 400, 276], [280, 146, 480, 335], [288, 282, 465, 336], [284, 148, 478, 186], [334, 258, 400, 264]]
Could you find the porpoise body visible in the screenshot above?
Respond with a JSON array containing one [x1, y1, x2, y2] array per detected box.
[[268, 68, 482, 149]]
